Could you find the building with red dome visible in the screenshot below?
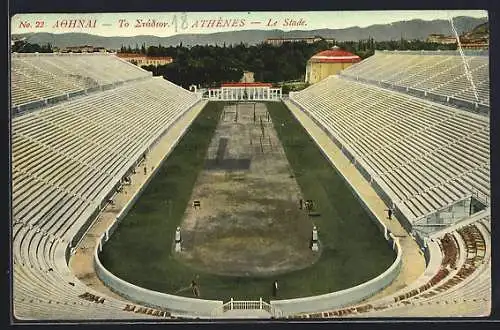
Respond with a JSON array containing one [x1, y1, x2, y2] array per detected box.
[[305, 46, 361, 84]]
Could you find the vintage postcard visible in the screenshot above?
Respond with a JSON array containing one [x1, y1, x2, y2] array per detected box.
[[10, 10, 490, 321]]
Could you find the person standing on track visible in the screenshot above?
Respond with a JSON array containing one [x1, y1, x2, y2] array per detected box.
[[191, 280, 200, 298], [272, 280, 278, 298]]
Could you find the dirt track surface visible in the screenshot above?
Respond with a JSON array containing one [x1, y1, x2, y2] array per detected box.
[[178, 103, 319, 276]]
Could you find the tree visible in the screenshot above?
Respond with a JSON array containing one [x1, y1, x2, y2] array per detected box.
[[12, 37, 459, 85], [44, 43, 53, 52], [12, 40, 54, 53]]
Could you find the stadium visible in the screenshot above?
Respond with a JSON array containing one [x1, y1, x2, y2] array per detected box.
[[10, 47, 490, 320]]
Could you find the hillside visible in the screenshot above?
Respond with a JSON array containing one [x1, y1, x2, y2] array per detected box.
[[464, 22, 489, 39], [12, 16, 487, 49]]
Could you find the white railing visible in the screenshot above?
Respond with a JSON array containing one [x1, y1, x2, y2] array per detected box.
[[212, 298, 282, 318]]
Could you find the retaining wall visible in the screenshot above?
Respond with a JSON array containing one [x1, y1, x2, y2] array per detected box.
[[94, 248, 222, 316], [271, 238, 401, 316]]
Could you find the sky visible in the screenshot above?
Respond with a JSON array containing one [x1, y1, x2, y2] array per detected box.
[[11, 10, 487, 37]]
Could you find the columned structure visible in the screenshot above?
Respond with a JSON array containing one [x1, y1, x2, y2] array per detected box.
[[206, 82, 282, 101]]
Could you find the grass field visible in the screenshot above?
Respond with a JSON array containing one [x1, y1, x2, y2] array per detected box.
[[100, 101, 395, 302]]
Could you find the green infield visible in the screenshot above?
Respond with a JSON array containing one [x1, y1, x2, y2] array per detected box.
[[100, 101, 395, 302]]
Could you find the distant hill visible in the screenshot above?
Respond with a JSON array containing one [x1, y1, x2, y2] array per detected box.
[[12, 16, 487, 49], [465, 22, 489, 39]]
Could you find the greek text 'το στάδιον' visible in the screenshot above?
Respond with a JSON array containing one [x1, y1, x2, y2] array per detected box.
[[135, 19, 170, 28]]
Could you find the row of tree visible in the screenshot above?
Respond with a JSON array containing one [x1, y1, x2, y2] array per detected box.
[[12, 40, 53, 53], [12, 38, 457, 88], [339, 37, 458, 59], [140, 41, 328, 88], [124, 38, 456, 88]]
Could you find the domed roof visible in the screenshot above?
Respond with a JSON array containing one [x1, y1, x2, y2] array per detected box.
[[310, 46, 361, 63]]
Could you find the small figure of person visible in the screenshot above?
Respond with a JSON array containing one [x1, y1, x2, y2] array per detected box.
[[144, 166, 147, 175], [272, 280, 278, 298], [386, 208, 393, 220], [191, 280, 200, 298], [305, 200, 314, 211], [299, 199, 303, 210]]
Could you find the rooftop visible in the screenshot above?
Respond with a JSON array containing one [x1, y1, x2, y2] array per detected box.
[[309, 46, 361, 63]]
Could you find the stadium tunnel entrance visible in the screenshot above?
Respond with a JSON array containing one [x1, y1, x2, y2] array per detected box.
[[412, 194, 488, 237]]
